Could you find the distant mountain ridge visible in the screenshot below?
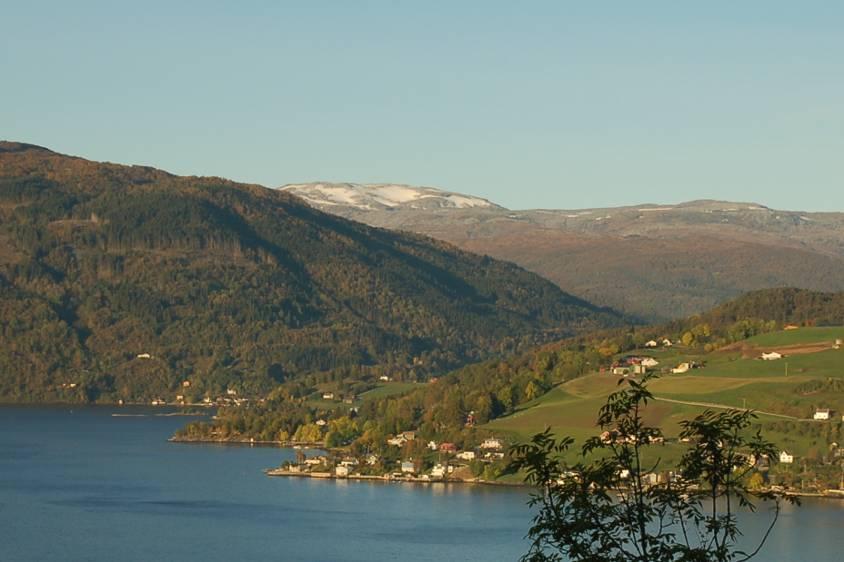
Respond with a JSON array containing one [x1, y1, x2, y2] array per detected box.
[[0, 142, 623, 403], [282, 183, 844, 322], [280, 182, 501, 211]]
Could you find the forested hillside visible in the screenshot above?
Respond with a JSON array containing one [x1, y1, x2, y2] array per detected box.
[[0, 142, 623, 403], [187, 288, 844, 446]]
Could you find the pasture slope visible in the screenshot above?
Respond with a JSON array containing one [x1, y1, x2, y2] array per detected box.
[[486, 327, 844, 463]]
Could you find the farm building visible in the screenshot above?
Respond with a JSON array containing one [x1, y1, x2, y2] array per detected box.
[[672, 363, 691, 374], [480, 438, 503, 450]]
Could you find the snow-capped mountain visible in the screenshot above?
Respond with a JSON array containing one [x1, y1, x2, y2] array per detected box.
[[279, 182, 504, 212], [273, 183, 844, 323]]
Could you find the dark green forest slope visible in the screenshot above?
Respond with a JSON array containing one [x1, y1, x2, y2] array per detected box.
[[0, 142, 622, 403]]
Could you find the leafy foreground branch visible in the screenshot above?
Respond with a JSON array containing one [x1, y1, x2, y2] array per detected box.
[[508, 374, 798, 562]]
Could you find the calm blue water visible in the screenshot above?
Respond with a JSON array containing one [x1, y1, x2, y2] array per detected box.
[[1, 407, 842, 561]]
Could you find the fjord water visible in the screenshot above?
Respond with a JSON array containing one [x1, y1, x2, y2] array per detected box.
[[1, 408, 842, 562]]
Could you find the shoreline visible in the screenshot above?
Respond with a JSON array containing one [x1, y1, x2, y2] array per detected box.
[[262, 467, 844, 498], [263, 468, 524, 488], [172, 439, 844, 500], [169, 436, 325, 448]]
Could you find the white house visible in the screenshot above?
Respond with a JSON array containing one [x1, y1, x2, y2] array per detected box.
[[814, 409, 831, 421], [761, 352, 782, 361], [640, 358, 660, 368], [322, 392, 335, 400], [672, 363, 691, 374], [427, 440, 439, 451], [662, 339, 673, 347], [431, 463, 447, 478], [644, 340, 658, 348], [387, 436, 407, 447], [456, 451, 476, 461], [136, 353, 152, 359], [480, 438, 503, 450], [779, 451, 794, 464], [379, 375, 392, 382], [335, 465, 350, 477], [400, 461, 415, 474]]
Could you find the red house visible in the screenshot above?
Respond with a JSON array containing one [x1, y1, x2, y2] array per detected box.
[[439, 442, 458, 454]]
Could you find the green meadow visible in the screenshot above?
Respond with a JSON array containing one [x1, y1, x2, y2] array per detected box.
[[485, 327, 844, 461], [745, 326, 844, 347]]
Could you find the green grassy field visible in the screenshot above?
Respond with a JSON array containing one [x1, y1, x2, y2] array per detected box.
[[744, 326, 844, 347], [485, 327, 844, 462]]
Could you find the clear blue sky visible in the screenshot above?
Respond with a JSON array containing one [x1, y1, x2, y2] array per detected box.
[[2, 1, 842, 210]]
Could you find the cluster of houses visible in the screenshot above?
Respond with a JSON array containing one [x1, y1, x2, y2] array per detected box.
[[283, 434, 507, 481], [390, 436, 506, 479], [609, 356, 660, 377], [386, 433, 505, 460], [644, 339, 675, 348], [607, 355, 708, 377], [556, 468, 677, 488]]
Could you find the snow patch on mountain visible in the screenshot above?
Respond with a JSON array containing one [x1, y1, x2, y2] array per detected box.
[[279, 182, 503, 211]]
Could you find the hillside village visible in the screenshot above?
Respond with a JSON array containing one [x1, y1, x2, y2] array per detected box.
[[258, 326, 844, 492]]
